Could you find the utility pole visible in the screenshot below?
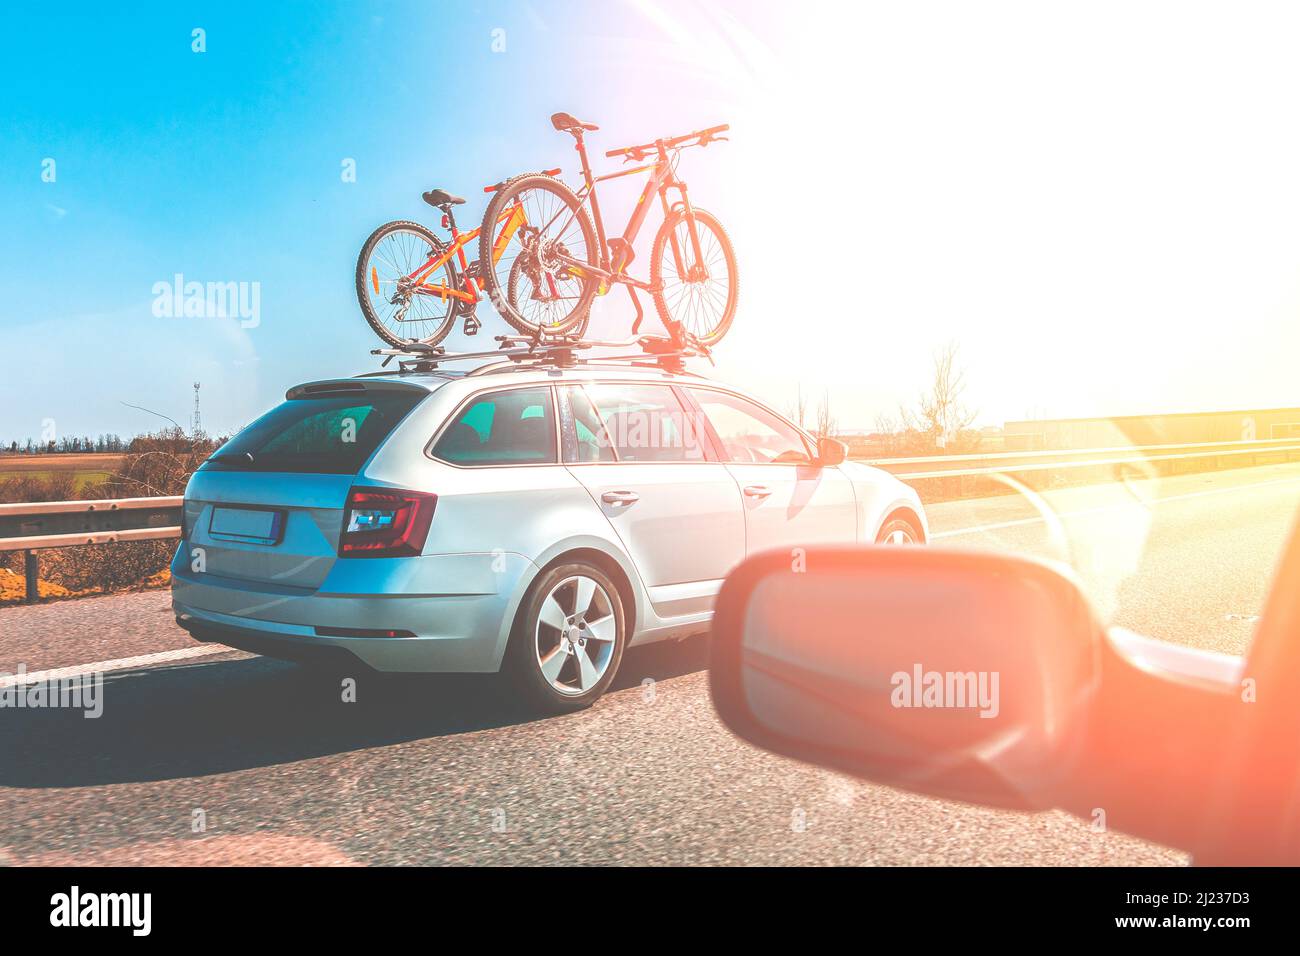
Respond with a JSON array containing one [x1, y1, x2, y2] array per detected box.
[[192, 382, 202, 436]]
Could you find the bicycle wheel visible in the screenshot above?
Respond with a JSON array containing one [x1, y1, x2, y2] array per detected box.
[[508, 254, 590, 339], [650, 208, 738, 346], [479, 173, 599, 336], [355, 220, 459, 348]]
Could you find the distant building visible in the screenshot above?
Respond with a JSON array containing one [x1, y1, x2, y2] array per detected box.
[[1003, 406, 1300, 451]]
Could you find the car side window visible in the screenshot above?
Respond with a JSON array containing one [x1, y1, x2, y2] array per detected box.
[[583, 383, 706, 463], [560, 385, 617, 463], [430, 386, 556, 465], [688, 388, 812, 464]]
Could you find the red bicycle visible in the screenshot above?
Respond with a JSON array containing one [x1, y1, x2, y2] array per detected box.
[[478, 112, 738, 344]]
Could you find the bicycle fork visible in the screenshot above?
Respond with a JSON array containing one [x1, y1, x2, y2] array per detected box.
[[662, 181, 709, 283]]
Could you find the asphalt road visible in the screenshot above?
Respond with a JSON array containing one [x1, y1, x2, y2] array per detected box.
[[1, 461, 1297, 866]]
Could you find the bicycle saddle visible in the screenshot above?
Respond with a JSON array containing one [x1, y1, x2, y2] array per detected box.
[[422, 189, 465, 207], [551, 111, 599, 133]]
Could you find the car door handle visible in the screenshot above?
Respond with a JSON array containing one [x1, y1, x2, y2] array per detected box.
[[601, 490, 640, 506], [742, 485, 772, 498]]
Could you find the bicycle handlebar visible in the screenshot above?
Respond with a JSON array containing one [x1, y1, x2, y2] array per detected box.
[[605, 124, 729, 160]]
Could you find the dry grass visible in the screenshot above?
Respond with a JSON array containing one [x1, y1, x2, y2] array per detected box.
[[0, 452, 126, 472]]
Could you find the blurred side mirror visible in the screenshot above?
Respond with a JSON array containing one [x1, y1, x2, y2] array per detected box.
[[815, 436, 846, 466], [709, 547, 1102, 810]]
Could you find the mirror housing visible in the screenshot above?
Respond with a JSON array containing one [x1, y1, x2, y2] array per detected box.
[[709, 546, 1102, 810], [708, 537, 1283, 859], [815, 436, 847, 466]]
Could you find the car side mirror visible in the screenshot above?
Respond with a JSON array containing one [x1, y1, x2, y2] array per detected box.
[[708, 546, 1102, 810], [815, 436, 846, 466]]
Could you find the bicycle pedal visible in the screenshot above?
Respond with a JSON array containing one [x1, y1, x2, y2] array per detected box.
[[462, 312, 482, 336]]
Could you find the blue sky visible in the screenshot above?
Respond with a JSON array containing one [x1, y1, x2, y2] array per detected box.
[[3, 1, 1299, 443], [1, 0, 745, 441]]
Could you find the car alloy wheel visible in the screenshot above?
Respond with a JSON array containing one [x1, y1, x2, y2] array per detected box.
[[534, 574, 619, 696]]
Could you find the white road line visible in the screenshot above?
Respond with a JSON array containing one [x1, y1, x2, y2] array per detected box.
[[0, 644, 237, 687], [931, 474, 1300, 539]]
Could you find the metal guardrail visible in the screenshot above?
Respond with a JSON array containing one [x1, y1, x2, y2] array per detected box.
[[857, 437, 1300, 476], [0, 497, 182, 603], [0, 496, 183, 551], [2, 437, 1298, 604], [857, 437, 1300, 480]]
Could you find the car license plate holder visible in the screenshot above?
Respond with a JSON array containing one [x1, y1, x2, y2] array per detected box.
[[209, 506, 286, 546]]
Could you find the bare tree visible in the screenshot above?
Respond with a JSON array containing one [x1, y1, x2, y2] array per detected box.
[[815, 388, 837, 438], [872, 411, 902, 456], [788, 384, 808, 430], [900, 341, 979, 452]]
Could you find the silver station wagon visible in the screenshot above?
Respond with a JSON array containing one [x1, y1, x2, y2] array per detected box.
[[172, 354, 927, 712]]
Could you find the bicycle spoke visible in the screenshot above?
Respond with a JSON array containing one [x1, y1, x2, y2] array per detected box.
[[363, 226, 456, 343], [655, 214, 734, 342], [486, 178, 595, 332]]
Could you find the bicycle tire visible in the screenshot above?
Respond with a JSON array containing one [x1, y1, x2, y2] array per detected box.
[[355, 220, 459, 348], [478, 173, 599, 336], [507, 255, 591, 339], [649, 207, 738, 347]]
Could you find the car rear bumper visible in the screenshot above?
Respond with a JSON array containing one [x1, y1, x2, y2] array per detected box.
[[177, 614, 371, 671], [170, 550, 537, 673]]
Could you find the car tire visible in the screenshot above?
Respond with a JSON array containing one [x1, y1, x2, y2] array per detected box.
[[876, 516, 922, 545], [504, 562, 627, 715]]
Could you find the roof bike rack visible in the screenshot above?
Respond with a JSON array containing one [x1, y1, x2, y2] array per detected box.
[[369, 325, 712, 374]]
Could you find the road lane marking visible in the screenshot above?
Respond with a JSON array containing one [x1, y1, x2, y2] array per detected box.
[[931, 474, 1300, 539], [0, 645, 237, 688]]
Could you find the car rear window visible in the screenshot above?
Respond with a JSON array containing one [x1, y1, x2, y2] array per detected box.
[[206, 390, 425, 474], [430, 386, 557, 466]]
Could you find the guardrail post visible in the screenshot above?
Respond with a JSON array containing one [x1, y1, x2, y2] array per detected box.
[[24, 550, 39, 604]]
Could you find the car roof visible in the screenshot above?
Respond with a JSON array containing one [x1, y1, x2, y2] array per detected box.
[[286, 358, 819, 447]]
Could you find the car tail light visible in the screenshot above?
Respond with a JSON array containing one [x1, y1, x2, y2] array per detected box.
[[339, 487, 437, 558]]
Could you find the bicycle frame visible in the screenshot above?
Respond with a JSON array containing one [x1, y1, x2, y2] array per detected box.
[[393, 204, 528, 305], [556, 136, 708, 293]]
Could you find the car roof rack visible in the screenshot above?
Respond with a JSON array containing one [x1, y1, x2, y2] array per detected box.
[[368, 330, 713, 376]]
